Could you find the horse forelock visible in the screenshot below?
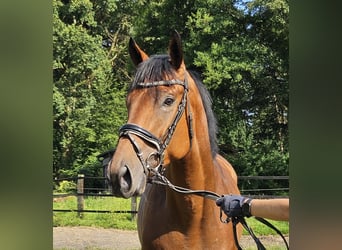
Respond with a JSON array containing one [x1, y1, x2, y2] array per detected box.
[[130, 55, 175, 90], [129, 55, 218, 156]]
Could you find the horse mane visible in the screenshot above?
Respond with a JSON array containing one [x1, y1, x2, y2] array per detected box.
[[130, 55, 218, 156], [188, 70, 218, 156]]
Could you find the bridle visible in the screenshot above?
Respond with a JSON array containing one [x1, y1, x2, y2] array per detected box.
[[118, 74, 193, 176]]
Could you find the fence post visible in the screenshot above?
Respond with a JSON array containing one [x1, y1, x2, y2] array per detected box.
[[131, 196, 137, 221], [77, 174, 84, 218]]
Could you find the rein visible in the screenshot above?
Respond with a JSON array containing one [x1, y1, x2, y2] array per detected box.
[[148, 167, 221, 201], [118, 75, 288, 250]]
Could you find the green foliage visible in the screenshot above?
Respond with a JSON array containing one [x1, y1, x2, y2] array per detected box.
[[53, 0, 289, 190], [53, 0, 130, 178], [125, 0, 289, 181], [55, 180, 77, 194], [185, 0, 289, 182], [130, 0, 196, 54]]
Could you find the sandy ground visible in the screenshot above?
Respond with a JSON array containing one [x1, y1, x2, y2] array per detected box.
[[53, 226, 289, 249]]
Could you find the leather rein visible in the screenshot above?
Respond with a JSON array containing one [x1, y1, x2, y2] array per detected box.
[[118, 75, 289, 250]]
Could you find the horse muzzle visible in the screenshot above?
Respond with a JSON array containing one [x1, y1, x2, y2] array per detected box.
[[107, 157, 147, 198]]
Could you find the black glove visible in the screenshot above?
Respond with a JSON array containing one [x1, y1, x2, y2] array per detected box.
[[216, 195, 252, 218]]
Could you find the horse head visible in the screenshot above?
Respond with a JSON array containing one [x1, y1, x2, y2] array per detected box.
[[107, 31, 193, 198]]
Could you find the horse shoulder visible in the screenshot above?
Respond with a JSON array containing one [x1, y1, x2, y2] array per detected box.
[[213, 153, 240, 196], [215, 154, 238, 183]]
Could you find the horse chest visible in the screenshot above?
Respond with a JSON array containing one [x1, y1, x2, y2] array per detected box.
[[138, 188, 236, 249]]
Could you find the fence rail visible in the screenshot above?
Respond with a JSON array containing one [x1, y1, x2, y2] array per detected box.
[[239, 176, 289, 180], [53, 174, 289, 216], [53, 209, 137, 214]]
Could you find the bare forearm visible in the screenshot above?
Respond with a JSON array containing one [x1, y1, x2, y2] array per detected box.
[[250, 198, 289, 221]]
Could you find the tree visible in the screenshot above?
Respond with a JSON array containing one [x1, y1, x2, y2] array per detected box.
[[129, 0, 196, 54], [130, 0, 289, 184], [53, 0, 289, 192], [53, 0, 129, 178], [186, 0, 289, 181]]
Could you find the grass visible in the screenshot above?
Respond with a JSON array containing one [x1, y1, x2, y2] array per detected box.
[[53, 195, 289, 236], [53, 195, 138, 230], [244, 217, 289, 236]]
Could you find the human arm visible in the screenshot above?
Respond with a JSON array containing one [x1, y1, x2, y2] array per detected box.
[[250, 198, 289, 221], [216, 195, 289, 221]]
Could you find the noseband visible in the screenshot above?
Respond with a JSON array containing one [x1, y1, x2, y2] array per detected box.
[[119, 75, 193, 175]]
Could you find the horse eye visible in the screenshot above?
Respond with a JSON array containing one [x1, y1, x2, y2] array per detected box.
[[163, 97, 174, 106]]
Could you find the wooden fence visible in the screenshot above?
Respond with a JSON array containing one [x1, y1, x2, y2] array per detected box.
[[53, 174, 289, 217]]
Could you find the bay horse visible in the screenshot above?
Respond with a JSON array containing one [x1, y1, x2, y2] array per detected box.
[[107, 31, 241, 249]]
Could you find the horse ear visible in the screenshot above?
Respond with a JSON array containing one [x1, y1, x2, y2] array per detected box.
[[168, 30, 184, 70], [129, 37, 149, 67]]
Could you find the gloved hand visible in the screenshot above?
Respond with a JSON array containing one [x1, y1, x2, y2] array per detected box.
[[216, 195, 252, 218]]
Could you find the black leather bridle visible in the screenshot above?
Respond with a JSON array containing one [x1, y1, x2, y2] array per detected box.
[[118, 75, 193, 175]]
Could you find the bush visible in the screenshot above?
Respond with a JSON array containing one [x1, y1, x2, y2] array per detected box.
[[55, 180, 76, 193]]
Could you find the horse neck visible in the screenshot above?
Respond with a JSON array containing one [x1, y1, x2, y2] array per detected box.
[[164, 131, 216, 226], [167, 139, 215, 190], [165, 84, 216, 207]]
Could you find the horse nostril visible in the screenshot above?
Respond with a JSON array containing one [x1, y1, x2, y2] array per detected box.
[[118, 166, 132, 192]]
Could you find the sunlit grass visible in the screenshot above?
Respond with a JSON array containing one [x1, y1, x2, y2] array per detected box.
[[244, 217, 289, 235], [53, 195, 138, 230]]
